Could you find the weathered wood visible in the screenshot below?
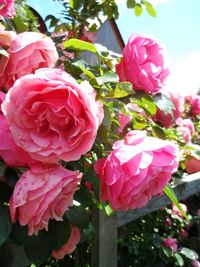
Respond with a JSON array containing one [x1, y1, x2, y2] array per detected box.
[[117, 172, 200, 226], [91, 208, 117, 267]]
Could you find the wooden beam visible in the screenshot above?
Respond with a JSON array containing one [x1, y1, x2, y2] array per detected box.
[[91, 208, 117, 267]]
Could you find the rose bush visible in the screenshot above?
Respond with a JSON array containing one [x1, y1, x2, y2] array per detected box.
[[0, 31, 58, 91], [94, 130, 178, 210], [116, 33, 169, 94], [2, 68, 103, 163], [9, 164, 82, 235]]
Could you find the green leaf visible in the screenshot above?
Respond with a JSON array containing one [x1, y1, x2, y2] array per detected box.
[[24, 230, 52, 266], [64, 38, 97, 54], [143, 0, 157, 17], [49, 219, 71, 251], [0, 206, 12, 246], [74, 186, 93, 207], [73, 60, 96, 79], [66, 205, 89, 229], [5, 168, 18, 190], [162, 247, 173, 258], [0, 243, 13, 267], [180, 247, 198, 260], [134, 4, 143, 16], [163, 184, 188, 220], [152, 125, 166, 139], [126, 0, 136, 8], [96, 71, 118, 85], [0, 161, 5, 177], [0, 181, 12, 203], [10, 223, 29, 246], [106, 82, 135, 98], [153, 93, 175, 117], [105, 204, 114, 216], [174, 253, 184, 266]]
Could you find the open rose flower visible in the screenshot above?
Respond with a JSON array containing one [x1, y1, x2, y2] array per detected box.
[[116, 33, 169, 94], [153, 92, 184, 128], [0, 0, 15, 18], [0, 91, 36, 167], [9, 164, 82, 235], [52, 226, 80, 259], [163, 237, 178, 252], [187, 95, 200, 116], [94, 130, 178, 211], [176, 118, 195, 143], [2, 68, 103, 163], [0, 31, 58, 91]]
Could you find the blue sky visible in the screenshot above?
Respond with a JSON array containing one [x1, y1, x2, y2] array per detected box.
[[27, 0, 200, 96]]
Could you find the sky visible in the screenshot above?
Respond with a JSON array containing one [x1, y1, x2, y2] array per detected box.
[[27, 0, 200, 96]]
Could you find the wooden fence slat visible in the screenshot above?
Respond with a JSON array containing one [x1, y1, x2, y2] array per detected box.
[[91, 207, 117, 267]]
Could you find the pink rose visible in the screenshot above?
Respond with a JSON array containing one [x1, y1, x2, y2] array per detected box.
[[179, 229, 188, 238], [2, 68, 103, 163], [163, 237, 178, 252], [192, 261, 200, 267], [176, 118, 195, 143], [0, 91, 35, 167], [0, 32, 58, 91], [188, 95, 200, 116], [166, 217, 172, 226], [52, 226, 80, 259], [153, 92, 184, 128], [9, 164, 82, 235], [0, 0, 15, 18], [116, 33, 169, 94], [172, 203, 187, 218], [94, 130, 178, 211], [185, 157, 200, 174]]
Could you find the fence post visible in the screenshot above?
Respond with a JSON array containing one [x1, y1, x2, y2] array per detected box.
[[91, 207, 117, 267]]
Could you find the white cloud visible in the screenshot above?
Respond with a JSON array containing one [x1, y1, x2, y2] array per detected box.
[[165, 51, 200, 96]]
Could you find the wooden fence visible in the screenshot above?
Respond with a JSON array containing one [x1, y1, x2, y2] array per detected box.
[[91, 172, 200, 267]]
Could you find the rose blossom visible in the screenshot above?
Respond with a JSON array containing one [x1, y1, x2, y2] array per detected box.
[[52, 226, 80, 259], [176, 118, 195, 143], [94, 130, 178, 211], [171, 203, 187, 219], [163, 237, 178, 252], [9, 164, 82, 235], [0, 0, 15, 18], [192, 260, 200, 267], [185, 157, 200, 174], [0, 91, 36, 167], [153, 92, 184, 128], [0, 31, 58, 91], [179, 229, 188, 238], [116, 33, 169, 94], [2, 68, 103, 163], [188, 95, 200, 116]]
